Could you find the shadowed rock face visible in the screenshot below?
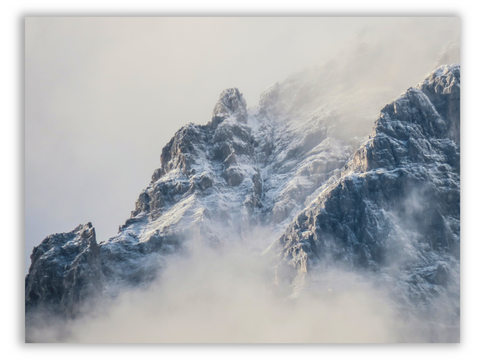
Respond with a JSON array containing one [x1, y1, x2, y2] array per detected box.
[[25, 64, 460, 329], [274, 65, 460, 313], [25, 223, 103, 317], [26, 88, 262, 316], [212, 88, 248, 125]]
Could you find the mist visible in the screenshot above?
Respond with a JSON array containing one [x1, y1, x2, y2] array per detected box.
[[26, 223, 459, 343], [24, 17, 461, 344], [25, 17, 460, 274], [25, 233, 401, 343]]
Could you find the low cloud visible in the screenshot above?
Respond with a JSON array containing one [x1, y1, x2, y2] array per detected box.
[[25, 230, 459, 343]]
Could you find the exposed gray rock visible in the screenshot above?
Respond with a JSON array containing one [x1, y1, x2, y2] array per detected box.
[[25, 62, 460, 340], [272, 65, 460, 323], [25, 223, 103, 317], [212, 88, 248, 125]]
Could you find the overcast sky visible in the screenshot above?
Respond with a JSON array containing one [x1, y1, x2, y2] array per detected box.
[[25, 17, 460, 272]]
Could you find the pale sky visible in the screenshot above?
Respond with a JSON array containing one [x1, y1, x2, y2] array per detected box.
[[25, 17, 460, 272]]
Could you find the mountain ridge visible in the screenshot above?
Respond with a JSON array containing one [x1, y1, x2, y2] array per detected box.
[[272, 65, 460, 335], [25, 64, 460, 342]]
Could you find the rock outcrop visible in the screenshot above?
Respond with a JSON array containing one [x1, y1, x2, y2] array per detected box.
[[25, 62, 460, 338], [25, 223, 103, 317], [273, 65, 460, 320]]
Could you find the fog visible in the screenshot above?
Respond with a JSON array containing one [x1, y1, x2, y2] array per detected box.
[[26, 223, 459, 343], [23, 235, 408, 343], [25, 17, 460, 274]]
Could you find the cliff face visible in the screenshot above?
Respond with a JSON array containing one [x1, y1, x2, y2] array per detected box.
[[25, 223, 103, 316], [273, 65, 460, 322], [25, 64, 460, 337]]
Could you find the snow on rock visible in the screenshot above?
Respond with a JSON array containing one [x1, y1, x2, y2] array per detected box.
[[271, 65, 460, 331], [25, 62, 460, 338], [25, 223, 103, 317]]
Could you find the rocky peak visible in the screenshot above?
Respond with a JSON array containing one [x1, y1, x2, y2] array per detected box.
[[273, 65, 460, 321], [25, 60, 460, 341], [211, 88, 248, 125], [417, 64, 460, 142], [345, 64, 460, 174], [25, 222, 103, 316]]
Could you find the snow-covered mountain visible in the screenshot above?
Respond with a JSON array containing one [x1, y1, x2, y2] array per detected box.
[[25, 63, 460, 342], [271, 65, 460, 338]]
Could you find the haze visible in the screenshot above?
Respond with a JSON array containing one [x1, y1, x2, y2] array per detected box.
[[25, 17, 460, 272]]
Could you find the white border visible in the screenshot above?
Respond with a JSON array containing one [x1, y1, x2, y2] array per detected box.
[[3, 1, 479, 359]]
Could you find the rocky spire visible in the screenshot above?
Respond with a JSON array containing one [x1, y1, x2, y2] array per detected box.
[[211, 88, 248, 125], [274, 65, 460, 318], [25, 223, 103, 317]]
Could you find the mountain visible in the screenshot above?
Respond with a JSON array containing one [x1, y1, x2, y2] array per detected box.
[[25, 63, 460, 342], [271, 65, 460, 340]]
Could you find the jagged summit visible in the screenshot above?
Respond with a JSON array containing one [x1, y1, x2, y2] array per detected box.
[[272, 65, 460, 335], [25, 222, 102, 316], [25, 64, 460, 342], [346, 64, 460, 174], [211, 88, 248, 125]]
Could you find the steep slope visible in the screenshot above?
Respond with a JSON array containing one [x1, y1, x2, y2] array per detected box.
[[25, 61, 460, 337], [25, 81, 361, 314], [25, 223, 103, 316], [272, 64, 460, 337]]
